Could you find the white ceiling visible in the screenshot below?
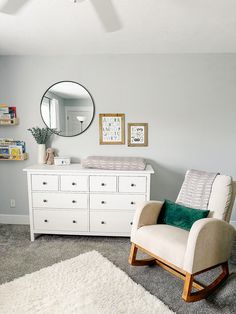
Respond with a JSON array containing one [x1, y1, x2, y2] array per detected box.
[[0, 0, 236, 55], [49, 82, 90, 99]]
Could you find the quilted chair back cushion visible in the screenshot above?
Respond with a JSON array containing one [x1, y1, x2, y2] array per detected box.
[[176, 173, 235, 222], [207, 175, 235, 222]]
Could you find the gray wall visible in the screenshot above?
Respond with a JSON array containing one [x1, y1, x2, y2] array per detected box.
[[0, 55, 236, 222]]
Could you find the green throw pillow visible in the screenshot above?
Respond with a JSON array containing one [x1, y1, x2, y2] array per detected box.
[[157, 200, 209, 231]]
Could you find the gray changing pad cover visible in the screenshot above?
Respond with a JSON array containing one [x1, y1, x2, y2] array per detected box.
[[82, 156, 146, 171]]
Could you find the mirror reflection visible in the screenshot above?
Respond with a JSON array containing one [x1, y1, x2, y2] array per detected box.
[[40, 81, 95, 137]]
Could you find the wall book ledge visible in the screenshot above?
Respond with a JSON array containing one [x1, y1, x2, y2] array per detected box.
[[23, 164, 154, 241]]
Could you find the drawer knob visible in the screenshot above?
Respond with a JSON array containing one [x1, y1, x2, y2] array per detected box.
[[44, 219, 48, 223], [131, 183, 136, 187], [72, 200, 76, 203], [72, 220, 77, 223], [101, 201, 105, 204], [43, 199, 48, 203], [43, 182, 47, 185], [101, 183, 105, 186], [72, 182, 76, 186], [131, 201, 135, 205], [101, 221, 105, 224], [130, 222, 133, 225]]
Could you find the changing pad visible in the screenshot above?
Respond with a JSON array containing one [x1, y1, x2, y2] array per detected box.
[[81, 156, 146, 171]]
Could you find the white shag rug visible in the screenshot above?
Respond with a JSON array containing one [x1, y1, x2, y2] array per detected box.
[[0, 250, 174, 314]]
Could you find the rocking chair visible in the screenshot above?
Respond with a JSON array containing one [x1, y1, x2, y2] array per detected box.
[[129, 171, 236, 302]]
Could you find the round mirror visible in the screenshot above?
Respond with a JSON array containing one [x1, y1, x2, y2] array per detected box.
[[40, 81, 95, 137]]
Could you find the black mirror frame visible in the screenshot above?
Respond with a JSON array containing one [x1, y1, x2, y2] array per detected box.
[[40, 80, 95, 137]]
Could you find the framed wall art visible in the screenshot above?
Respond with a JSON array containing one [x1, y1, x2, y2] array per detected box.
[[99, 113, 125, 145], [128, 123, 148, 147]]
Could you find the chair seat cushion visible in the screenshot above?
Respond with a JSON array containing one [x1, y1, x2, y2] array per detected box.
[[134, 224, 189, 269]]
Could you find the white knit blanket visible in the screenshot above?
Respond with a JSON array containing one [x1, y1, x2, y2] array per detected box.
[[176, 169, 218, 210]]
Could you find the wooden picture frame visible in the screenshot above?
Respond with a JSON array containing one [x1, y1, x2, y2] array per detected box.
[[128, 123, 148, 147], [99, 113, 125, 145]]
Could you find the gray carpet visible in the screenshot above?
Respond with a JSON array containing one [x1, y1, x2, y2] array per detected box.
[[0, 224, 236, 314]]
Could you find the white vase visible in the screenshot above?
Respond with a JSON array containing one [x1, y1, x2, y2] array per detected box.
[[38, 144, 46, 164]]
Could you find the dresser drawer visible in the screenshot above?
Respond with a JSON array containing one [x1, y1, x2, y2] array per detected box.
[[90, 210, 134, 233], [90, 176, 117, 192], [60, 175, 88, 192], [31, 175, 59, 191], [33, 209, 88, 231], [119, 176, 147, 193], [32, 193, 88, 209], [90, 194, 146, 210]]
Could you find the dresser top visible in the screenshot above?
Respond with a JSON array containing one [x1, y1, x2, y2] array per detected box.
[[23, 163, 154, 174]]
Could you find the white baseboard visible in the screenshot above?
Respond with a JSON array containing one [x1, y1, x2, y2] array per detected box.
[[0, 214, 29, 225], [230, 221, 236, 229]]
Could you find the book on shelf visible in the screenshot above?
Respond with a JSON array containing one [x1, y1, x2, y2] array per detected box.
[[0, 105, 17, 120], [10, 106, 17, 117], [0, 139, 26, 159], [9, 145, 23, 156], [0, 108, 9, 116], [0, 138, 14, 142], [0, 114, 11, 119], [0, 147, 10, 159], [0, 147, 9, 154]]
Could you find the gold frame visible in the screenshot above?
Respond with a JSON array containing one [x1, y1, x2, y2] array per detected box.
[[99, 113, 125, 145], [128, 123, 148, 147]]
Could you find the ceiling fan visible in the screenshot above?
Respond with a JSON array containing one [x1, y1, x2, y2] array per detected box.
[[0, 0, 122, 32]]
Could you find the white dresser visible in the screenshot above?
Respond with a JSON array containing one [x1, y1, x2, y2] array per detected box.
[[23, 164, 154, 241]]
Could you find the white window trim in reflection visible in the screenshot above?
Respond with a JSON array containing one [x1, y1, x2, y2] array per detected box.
[[41, 97, 60, 130], [41, 97, 50, 127], [50, 98, 60, 130]]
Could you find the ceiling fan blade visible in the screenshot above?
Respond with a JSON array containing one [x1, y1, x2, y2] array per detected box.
[[90, 0, 122, 32], [0, 0, 31, 14]]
